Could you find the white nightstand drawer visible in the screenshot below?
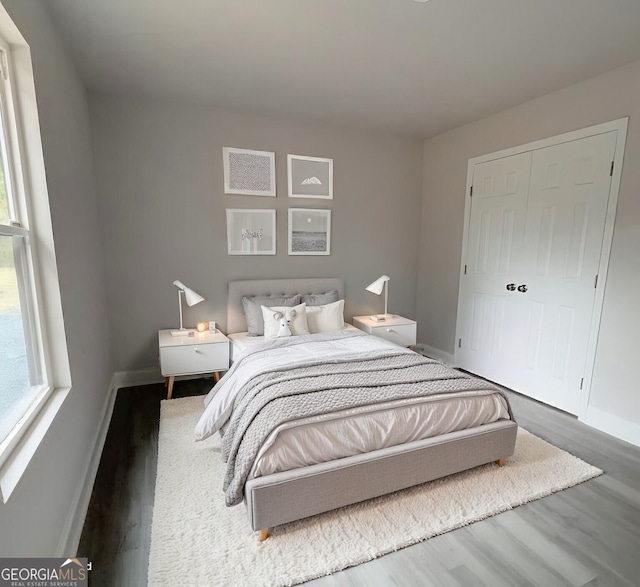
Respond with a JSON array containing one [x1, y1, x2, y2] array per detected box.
[[352, 315, 417, 347], [371, 323, 416, 347], [160, 341, 229, 376]]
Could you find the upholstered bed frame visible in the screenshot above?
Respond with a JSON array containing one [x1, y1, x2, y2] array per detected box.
[[227, 278, 518, 541]]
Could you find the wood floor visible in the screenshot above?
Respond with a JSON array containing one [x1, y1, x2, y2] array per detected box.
[[78, 378, 640, 587]]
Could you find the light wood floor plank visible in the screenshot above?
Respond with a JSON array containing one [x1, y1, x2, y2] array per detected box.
[[497, 509, 597, 586], [429, 532, 516, 587]]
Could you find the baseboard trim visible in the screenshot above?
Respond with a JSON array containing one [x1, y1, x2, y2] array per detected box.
[[55, 375, 118, 557], [112, 368, 164, 391], [582, 405, 640, 448], [415, 344, 455, 366]]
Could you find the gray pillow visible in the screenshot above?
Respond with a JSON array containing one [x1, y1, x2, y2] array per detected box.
[[242, 294, 301, 336], [300, 290, 339, 306]]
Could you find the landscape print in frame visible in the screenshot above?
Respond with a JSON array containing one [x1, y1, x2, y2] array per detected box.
[[288, 208, 331, 255]]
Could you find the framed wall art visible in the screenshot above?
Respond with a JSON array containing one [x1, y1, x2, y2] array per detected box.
[[288, 208, 331, 255], [287, 154, 333, 199], [226, 209, 276, 255], [223, 147, 276, 196]]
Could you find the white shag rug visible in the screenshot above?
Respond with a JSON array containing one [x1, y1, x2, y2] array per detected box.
[[148, 396, 602, 587]]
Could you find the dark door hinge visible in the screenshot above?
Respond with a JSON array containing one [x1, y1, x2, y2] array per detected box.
[[458, 338, 462, 348], [470, 185, 473, 197], [594, 274, 598, 289], [464, 264, 467, 275], [610, 161, 614, 176], [580, 378, 584, 390]]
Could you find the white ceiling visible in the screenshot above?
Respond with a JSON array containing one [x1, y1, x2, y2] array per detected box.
[[44, 0, 640, 139]]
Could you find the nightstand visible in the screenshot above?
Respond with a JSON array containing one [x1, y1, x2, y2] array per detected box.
[[158, 329, 229, 399], [352, 315, 417, 348]]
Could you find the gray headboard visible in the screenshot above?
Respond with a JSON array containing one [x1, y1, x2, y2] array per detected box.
[[227, 278, 345, 334]]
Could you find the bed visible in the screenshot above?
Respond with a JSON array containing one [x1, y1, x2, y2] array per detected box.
[[195, 278, 517, 541]]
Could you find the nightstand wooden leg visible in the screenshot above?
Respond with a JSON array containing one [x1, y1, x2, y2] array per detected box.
[[213, 371, 220, 382], [167, 376, 175, 400], [496, 458, 505, 467], [258, 528, 269, 541]]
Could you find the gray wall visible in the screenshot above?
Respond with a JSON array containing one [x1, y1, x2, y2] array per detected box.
[[89, 95, 423, 371], [0, 1, 112, 555], [418, 58, 640, 436]]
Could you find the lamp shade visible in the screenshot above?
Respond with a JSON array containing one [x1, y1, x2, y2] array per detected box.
[[171, 280, 205, 336], [173, 280, 205, 307], [365, 275, 390, 295]]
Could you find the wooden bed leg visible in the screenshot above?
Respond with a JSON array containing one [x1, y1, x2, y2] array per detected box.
[[258, 528, 269, 541], [496, 458, 505, 467]]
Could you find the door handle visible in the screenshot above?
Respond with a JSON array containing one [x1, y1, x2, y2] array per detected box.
[[517, 284, 528, 293], [506, 283, 516, 291]]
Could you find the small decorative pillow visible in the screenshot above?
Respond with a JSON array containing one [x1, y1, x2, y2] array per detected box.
[[261, 303, 310, 339], [306, 299, 345, 333], [300, 290, 339, 307], [242, 294, 301, 336]]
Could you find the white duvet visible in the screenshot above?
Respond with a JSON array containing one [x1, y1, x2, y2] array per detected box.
[[194, 330, 510, 479], [195, 330, 399, 440]]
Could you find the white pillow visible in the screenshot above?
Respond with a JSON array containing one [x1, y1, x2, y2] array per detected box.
[[305, 299, 345, 333], [261, 303, 310, 339]]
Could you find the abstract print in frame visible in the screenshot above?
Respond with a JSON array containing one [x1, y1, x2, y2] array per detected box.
[[223, 147, 276, 196], [288, 154, 333, 199], [288, 208, 331, 255], [226, 209, 276, 255]]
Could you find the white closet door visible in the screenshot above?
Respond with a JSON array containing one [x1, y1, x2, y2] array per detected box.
[[512, 131, 617, 413], [456, 152, 532, 386], [458, 131, 617, 415]]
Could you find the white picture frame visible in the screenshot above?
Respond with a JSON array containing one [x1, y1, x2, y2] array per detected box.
[[226, 209, 276, 255], [287, 154, 333, 199], [223, 147, 276, 196], [288, 208, 331, 255]]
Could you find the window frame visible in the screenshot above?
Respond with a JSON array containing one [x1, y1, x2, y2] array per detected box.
[[0, 11, 71, 502], [0, 34, 51, 460]]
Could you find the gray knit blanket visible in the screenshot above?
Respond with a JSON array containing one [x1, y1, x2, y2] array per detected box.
[[220, 340, 512, 506]]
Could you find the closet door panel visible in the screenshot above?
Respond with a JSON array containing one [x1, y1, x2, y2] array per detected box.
[[515, 131, 617, 413], [457, 152, 532, 387]]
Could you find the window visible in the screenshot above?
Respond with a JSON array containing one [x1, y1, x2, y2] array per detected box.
[[0, 37, 48, 451], [0, 9, 70, 503]]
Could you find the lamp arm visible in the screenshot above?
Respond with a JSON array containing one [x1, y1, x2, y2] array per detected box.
[[384, 281, 388, 318], [178, 289, 184, 330]]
